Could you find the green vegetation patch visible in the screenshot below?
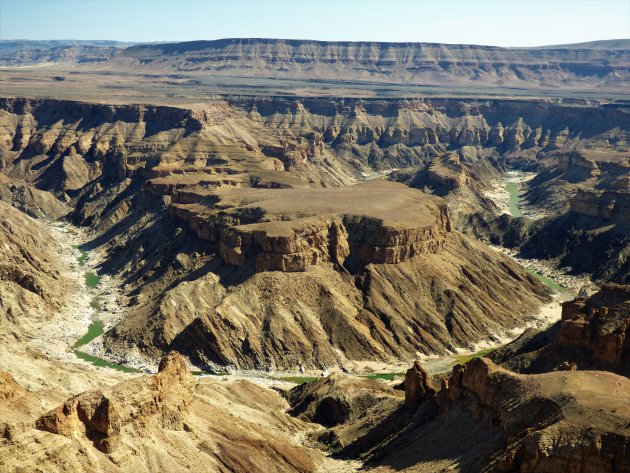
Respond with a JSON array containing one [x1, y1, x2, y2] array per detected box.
[[85, 272, 100, 288], [74, 321, 104, 348], [361, 373, 405, 381], [191, 371, 223, 376], [73, 320, 140, 373], [270, 375, 319, 385], [74, 350, 140, 373], [453, 348, 495, 365], [77, 251, 88, 267], [89, 298, 101, 311]]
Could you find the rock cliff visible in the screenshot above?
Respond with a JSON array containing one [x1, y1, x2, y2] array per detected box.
[[36, 352, 194, 453], [491, 283, 630, 377], [307, 358, 630, 472], [570, 189, 630, 225], [170, 181, 451, 272]]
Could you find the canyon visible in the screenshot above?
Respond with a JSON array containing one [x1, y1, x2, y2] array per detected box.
[[0, 37, 629, 472]]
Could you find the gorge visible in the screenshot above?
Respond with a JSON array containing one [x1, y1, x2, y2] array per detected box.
[[0, 36, 629, 473]]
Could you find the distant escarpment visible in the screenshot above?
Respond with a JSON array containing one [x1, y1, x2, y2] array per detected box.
[[113, 39, 630, 91], [3, 39, 630, 98]]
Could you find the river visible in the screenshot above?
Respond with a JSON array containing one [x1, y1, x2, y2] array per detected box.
[[65, 170, 580, 382]]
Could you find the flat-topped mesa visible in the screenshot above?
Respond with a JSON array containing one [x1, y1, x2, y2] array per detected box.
[[171, 180, 452, 272]]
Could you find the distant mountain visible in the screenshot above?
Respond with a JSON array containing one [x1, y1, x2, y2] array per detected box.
[[529, 38, 630, 50], [0, 40, 129, 66], [112, 38, 630, 90]]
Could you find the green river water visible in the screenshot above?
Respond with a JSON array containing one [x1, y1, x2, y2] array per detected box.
[[505, 181, 523, 217], [505, 176, 565, 292], [74, 250, 139, 373]]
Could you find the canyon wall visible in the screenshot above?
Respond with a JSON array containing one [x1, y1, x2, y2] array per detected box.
[[6, 96, 629, 369]]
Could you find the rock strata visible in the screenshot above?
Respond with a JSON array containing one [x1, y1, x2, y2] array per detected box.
[[291, 357, 630, 472], [492, 283, 630, 377], [171, 181, 452, 272]]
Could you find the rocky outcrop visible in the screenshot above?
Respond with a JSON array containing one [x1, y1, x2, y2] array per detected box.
[[439, 359, 630, 472], [295, 358, 630, 472], [570, 189, 630, 225], [404, 361, 436, 408], [36, 352, 193, 453], [425, 153, 469, 193], [288, 373, 402, 428], [556, 151, 600, 179], [0, 174, 69, 219], [1, 367, 326, 473], [0, 200, 68, 331], [558, 286, 630, 367], [491, 284, 630, 377]]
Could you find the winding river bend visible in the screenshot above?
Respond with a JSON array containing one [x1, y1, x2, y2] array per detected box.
[[67, 171, 572, 381]]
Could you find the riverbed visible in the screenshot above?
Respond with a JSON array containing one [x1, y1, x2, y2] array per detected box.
[[494, 170, 596, 295], [485, 170, 549, 220]]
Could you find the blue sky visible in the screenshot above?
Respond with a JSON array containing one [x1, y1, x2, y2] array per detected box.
[[0, 0, 628, 47]]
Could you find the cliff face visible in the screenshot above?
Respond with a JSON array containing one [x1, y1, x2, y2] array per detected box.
[[36, 352, 194, 453], [0, 200, 68, 330], [169, 181, 452, 273], [436, 359, 630, 472], [113, 39, 630, 89], [491, 284, 630, 377], [290, 357, 630, 472], [570, 189, 630, 225], [515, 145, 630, 283], [2, 97, 627, 197]]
